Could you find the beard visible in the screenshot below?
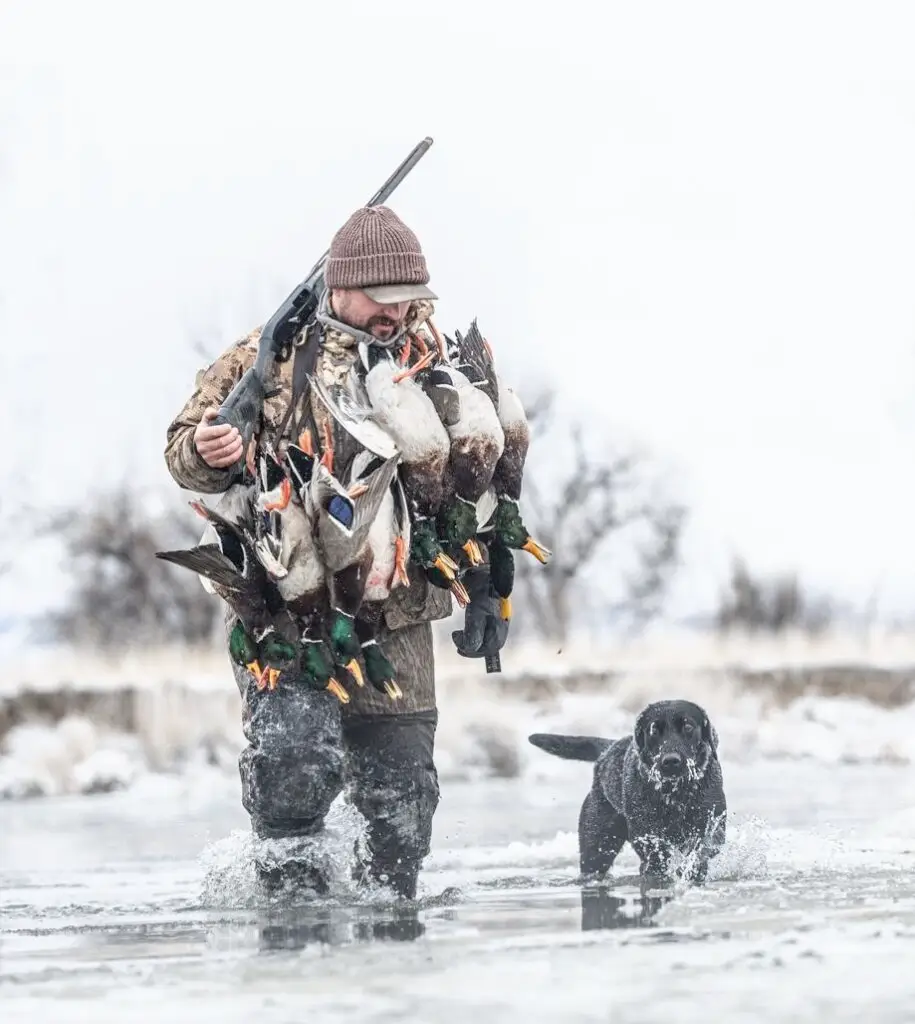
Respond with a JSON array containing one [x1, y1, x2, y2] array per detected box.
[[365, 314, 401, 339]]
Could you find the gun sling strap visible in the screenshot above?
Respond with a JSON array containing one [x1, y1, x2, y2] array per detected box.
[[275, 320, 324, 447]]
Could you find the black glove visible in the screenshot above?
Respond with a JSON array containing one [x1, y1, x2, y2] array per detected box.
[[451, 565, 509, 659]]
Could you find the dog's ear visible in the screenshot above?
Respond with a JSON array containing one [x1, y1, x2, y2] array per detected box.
[[701, 715, 719, 753], [633, 709, 652, 762]]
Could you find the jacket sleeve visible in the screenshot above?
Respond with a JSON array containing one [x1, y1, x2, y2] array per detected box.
[[163, 337, 257, 493]]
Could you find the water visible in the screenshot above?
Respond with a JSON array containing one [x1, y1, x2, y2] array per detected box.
[[3, 758, 915, 1022]]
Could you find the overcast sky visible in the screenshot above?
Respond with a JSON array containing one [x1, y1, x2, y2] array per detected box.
[[2, 0, 914, 625]]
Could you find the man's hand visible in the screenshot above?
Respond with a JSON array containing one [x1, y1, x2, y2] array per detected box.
[[194, 407, 244, 468], [451, 565, 510, 660]]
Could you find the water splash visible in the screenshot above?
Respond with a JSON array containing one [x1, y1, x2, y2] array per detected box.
[[198, 797, 371, 908]]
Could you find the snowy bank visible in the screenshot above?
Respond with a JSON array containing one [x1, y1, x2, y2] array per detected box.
[[2, 628, 915, 799]]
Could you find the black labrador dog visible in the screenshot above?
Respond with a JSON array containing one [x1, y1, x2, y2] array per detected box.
[[529, 699, 726, 884]]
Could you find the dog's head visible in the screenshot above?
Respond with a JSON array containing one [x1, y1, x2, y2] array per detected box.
[[633, 700, 718, 792]]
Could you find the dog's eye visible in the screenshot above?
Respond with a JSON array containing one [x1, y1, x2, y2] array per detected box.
[[682, 721, 694, 734], [649, 721, 662, 737]]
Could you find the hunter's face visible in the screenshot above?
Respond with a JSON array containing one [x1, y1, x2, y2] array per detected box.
[[331, 288, 411, 340]]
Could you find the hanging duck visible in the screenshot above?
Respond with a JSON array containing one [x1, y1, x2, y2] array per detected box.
[[308, 412, 401, 695], [264, 437, 351, 704], [346, 452, 415, 700], [155, 500, 298, 692], [432, 320, 505, 566], [489, 378, 552, 566]]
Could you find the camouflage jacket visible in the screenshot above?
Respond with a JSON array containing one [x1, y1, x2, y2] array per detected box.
[[163, 299, 454, 636]]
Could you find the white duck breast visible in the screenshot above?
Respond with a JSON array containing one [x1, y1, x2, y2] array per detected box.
[[438, 366, 505, 501], [364, 358, 451, 467], [363, 484, 396, 603], [274, 502, 324, 605], [491, 377, 531, 501], [363, 357, 451, 513]]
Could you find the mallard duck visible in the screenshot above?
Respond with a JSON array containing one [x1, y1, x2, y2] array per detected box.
[[350, 468, 415, 699], [309, 422, 400, 691], [263, 439, 351, 705], [432, 362, 504, 566], [155, 500, 298, 691], [467, 334, 551, 567]]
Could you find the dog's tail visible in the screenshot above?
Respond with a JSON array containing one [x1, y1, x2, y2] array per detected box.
[[528, 733, 613, 762]]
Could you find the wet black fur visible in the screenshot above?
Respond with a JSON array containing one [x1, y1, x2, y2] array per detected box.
[[529, 700, 727, 885]]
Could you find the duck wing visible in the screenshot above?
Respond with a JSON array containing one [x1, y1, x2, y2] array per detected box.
[[309, 372, 400, 460], [156, 544, 248, 593], [311, 453, 401, 571], [155, 543, 274, 634]]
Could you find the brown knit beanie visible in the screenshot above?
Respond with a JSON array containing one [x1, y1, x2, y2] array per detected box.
[[324, 205, 437, 304]]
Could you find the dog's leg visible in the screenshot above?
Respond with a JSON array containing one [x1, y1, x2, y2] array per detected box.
[[631, 836, 671, 884], [578, 789, 628, 879]]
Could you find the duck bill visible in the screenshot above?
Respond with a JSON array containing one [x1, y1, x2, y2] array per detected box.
[[382, 679, 403, 700], [326, 678, 351, 704], [264, 667, 282, 691], [345, 658, 366, 688], [462, 538, 484, 566], [522, 536, 552, 564], [433, 552, 460, 581], [498, 596, 512, 621], [450, 579, 471, 608], [246, 660, 264, 686]]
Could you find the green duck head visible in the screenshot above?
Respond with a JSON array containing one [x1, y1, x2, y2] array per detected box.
[[437, 498, 484, 566], [299, 637, 350, 704], [410, 518, 460, 579], [260, 632, 298, 668], [252, 629, 299, 692], [361, 640, 402, 700], [228, 620, 258, 669], [493, 498, 552, 564], [327, 611, 366, 689]]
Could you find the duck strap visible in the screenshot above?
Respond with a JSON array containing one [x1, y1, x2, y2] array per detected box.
[[276, 320, 324, 446]]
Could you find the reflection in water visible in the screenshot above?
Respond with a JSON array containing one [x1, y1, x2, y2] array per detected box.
[[258, 905, 425, 953], [580, 885, 674, 932]]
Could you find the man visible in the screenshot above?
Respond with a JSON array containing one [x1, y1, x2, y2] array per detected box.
[[164, 205, 508, 900]]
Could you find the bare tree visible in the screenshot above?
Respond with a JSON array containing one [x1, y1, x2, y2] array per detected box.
[[36, 486, 223, 652], [715, 557, 837, 635], [510, 389, 688, 643]]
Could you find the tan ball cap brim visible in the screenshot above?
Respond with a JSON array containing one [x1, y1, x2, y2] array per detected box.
[[362, 282, 439, 304]]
